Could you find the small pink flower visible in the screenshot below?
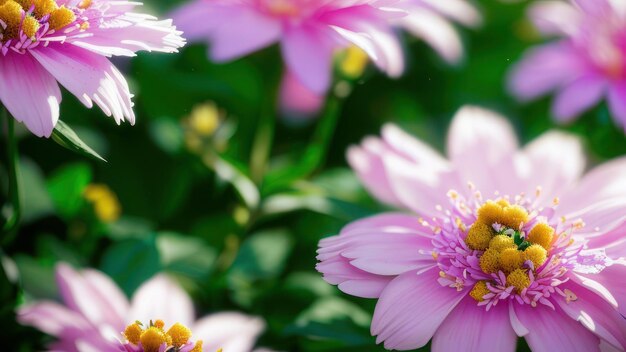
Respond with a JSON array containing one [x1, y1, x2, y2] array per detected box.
[[317, 106, 626, 351], [509, 0, 626, 129], [18, 263, 266, 352], [0, 0, 185, 137]]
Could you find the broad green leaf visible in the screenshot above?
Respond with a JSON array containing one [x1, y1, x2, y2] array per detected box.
[[100, 237, 160, 296], [51, 120, 106, 162], [18, 159, 54, 223], [156, 232, 217, 279], [46, 163, 92, 219]]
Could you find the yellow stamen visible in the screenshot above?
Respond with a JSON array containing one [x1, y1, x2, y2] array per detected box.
[[499, 247, 524, 273], [523, 244, 548, 269], [479, 248, 500, 274], [476, 201, 504, 225], [0, 1, 23, 39], [166, 322, 192, 346], [21, 14, 38, 37], [154, 319, 165, 329], [527, 223, 554, 250], [77, 0, 91, 9], [469, 281, 490, 302], [140, 327, 168, 352], [506, 268, 530, 292], [48, 6, 74, 30], [488, 234, 516, 252], [123, 323, 142, 345], [465, 222, 493, 250], [33, 0, 57, 18], [190, 340, 203, 352], [499, 205, 529, 229]]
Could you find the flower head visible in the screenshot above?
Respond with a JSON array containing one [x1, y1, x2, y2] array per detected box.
[[0, 0, 185, 137], [18, 263, 266, 352], [317, 106, 626, 351], [509, 0, 626, 129]]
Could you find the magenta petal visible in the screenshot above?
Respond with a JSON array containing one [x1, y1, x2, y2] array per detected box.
[[608, 82, 626, 129], [279, 70, 324, 117], [514, 304, 600, 352], [129, 274, 195, 327], [432, 297, 516, 352], [371, 268, 465, 350], [0, 52, 61, 137], [552, 75, 606, 122], [282, 24, 333, 94]]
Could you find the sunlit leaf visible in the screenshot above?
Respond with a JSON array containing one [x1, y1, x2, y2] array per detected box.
[[51, 120, 106, 162]]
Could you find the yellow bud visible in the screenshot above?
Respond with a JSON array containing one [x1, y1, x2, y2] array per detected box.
[[167, 322, 192, 346], [340, 45, 369, 79], [527, 223, 554, 250], [123, 323, 142, 345], [500, 205, 529, 229], [479, 248, 500, 274], [523, 244, 548, 269], [465, 222, 493, 250], [489, 234, 516, 252], [21, 15, 39, 37], [469, 281, 490, 302], [506, 268, 530, 292], [154, 319, 165, 329], [477, 201, 504, 225], [33, 0, 57, 18], [48, 6, 74, 30], [499, 248, 523, 273], [140, 327, 168, 352]]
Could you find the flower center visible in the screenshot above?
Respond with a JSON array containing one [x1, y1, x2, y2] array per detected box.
[[429, 187, 592, 310], [122, 319, 203, 352]]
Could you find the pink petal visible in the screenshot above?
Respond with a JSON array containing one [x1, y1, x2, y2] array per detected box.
[[557, 281, 626, 350], [528, 1, 581, 36], [0, 52, 61, 137], [411, 0, 482, 27], [279, 70, 324, 118], [55, 263, 127, 330], [561, 198, 626, 240], [316, 256, 393, 298], [400, 8, 464, 64], [281, 24, 333, 94], [522, 131, 585, 205], [508, 41, 585, 101], [31, 44, 135, 125], [514, 304, 600, 352], [371, 268, 465, 350], [432, 297, 516, 352], [129, 274, 195, 327], [210, 7, 281, 62], [192, 312, 265, 352], [552, 75, 606, 123], [607, 82, 626, 129], [446, 106, 518, 194], [17, 301, 90, 337], [82, 269, 130, 324], [575, 263, 626, 317]]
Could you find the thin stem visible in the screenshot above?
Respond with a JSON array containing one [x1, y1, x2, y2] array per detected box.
[[2, 107, 21, 245], [250, 102, 275, 186], [300, 93, 341, 175]]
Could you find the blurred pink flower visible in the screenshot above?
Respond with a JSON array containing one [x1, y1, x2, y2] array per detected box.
[[18, 263, 266, 352], [317, 106, 626, 351], [0, 0, 185, 137], [509, 0, 626, 128]]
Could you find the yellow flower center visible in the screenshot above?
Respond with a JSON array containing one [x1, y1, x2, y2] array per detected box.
[[122, 319, 203, 352], [466, 199, 556, 301], [0, 0, 87, 41]]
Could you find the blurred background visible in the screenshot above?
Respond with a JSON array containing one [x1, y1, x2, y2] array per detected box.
[[2, 0, 625, 351]]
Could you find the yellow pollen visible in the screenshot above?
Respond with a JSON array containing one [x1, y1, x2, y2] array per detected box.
[[431, 251, 438, 260], [553, 197, 560, 205], [190, 340, 203, 352], [77, 0, 91, 9], [0, 1, 23, 39], [140, 327, 168, 352], [14, 0, 30, 10], [166, 323, 192, 346], [527, 223, 554, 250], [154, 319, 165, 329], [479, 248, 500, 274], [523, 244, 548, 269], [439, 270, 447, 278], [573, 219, 585, 229], [469, 281, 490, 302], [476, 201, 504, 225], [465, 222, 494, 250], [123, 323, 142, 345], [489, 234, 516, 252], [499, 247, 524, 273], [48, 6, 74, 30], [500, 205, 529, 229], [506, 269, 530, 292], [79, 21, 88, 30], [21, 14, 38, 37], [33, 0, 58, 19]]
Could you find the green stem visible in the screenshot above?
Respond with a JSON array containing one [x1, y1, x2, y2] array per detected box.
[[299, 93, 342, 176], [2, 107, 21, 245], [249, 102, 275, 186]]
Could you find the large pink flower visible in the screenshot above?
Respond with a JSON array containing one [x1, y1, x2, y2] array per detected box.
[[18, 263, 266, 352], [0, 0, 184, 137], [509, 0, 626, 129], [317, 106, 626, 351]]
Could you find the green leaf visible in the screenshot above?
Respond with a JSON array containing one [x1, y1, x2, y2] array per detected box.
[[17, 158, 54, 223], [100, 237, 161, 296], [156, 232, 217, 279], [51, 120, 107, 162], [46, 163, 92, 219]]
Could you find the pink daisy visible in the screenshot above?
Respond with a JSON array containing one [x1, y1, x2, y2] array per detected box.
[[18, 263, 266, 352], [508, 0, 626, 129], [0, 0, 184, 137], [317, 106, 626, 351]]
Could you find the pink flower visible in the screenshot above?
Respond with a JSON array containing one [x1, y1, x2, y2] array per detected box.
[[18, 263, 266, 352], [509, 0, 626, 129], [317, 106, 626, 351], [0, 0, 184, 137]]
